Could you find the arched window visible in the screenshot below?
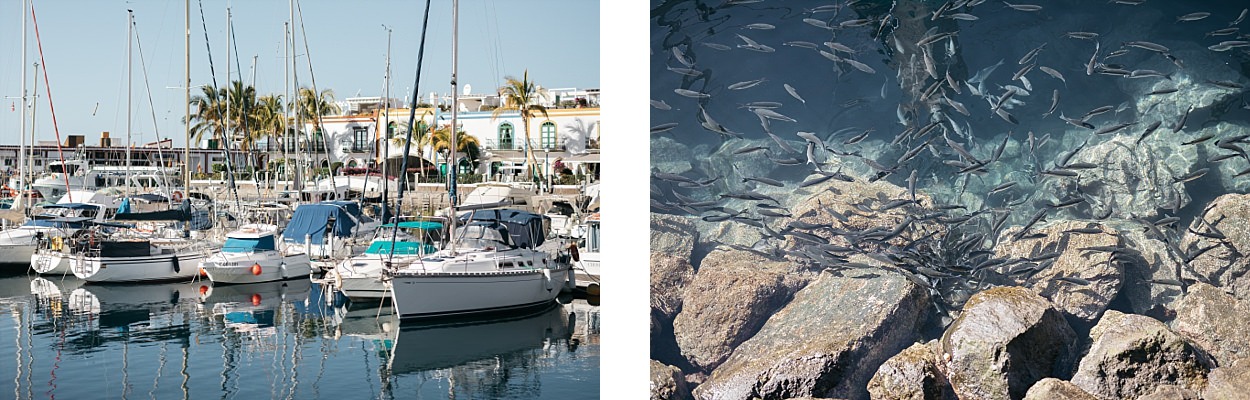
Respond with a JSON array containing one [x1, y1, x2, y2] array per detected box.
[[540, 122, 557, 149], [498, 123, 514, 150]]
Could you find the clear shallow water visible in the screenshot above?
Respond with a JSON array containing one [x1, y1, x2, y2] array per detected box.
[[0, 274, 599, 399]]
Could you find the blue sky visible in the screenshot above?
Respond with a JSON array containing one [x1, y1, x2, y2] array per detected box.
[[0, 0, 600, 147]]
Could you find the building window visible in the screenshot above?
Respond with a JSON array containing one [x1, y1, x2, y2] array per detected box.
[[352, 126, 370, 153], [540, 122, 557, 149], [498, 123, 514, 150], [312, 129, 326, 152]]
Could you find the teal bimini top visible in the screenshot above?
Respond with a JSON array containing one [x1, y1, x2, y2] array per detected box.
[[364, 240, 438, 255], [378, 221, 444, 230]]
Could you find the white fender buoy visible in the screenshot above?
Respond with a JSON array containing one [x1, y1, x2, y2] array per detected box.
[[280, 262, 288, 279], [543, 269, 554, 292]]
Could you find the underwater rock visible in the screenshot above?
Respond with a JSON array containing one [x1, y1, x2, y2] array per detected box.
[[1127, 42, 1248, 120], [1112, 219, 1186, 319], [1022, 378, 1097, 400], [1070, 310, 1212, 400], [1200, 123, 1250, 193], [784, 177, 935, 252], [1181, 193, 1250, 302], [652, 136, 695, 175], [1171, 283, 1250, 366], [691, 138, 786, 198], [691, 216, 765, 250], [996, 220, 1123, 323], [652, 214, 699, 320], [694, 270, 928, 400], [866, 341, 955, 400], [651, 359, 693, 400], [673, 249, 812, 373], [1044, 133, 1196, 221], [937, 287, 1078, 400], [1203, 358, 1250, 400]]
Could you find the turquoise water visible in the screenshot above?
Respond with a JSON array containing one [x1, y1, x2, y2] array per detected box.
[[0, 274, 599, 399]]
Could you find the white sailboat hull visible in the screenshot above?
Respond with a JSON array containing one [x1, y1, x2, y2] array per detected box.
[[0, 243, 35, 265], [70, 251, 207, 283], [31, 249, 71, 275], [200, 253, 311, 284], [389, 265, 569, 319], [334, 254, 422, 300]]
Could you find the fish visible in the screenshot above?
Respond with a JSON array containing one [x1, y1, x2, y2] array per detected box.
[[1176, 12, 1210, 22], [1066, 31, 1099, 39], [1148, 87, 1179, 95], [743, 177, 784, 187], [1002, 1, 1042, 12], [651, 123, 679, 134], [753, 108, 796, 122], [671, 47, 693, 67], [825, 41, 856, 54], [839, 18, 873, 28], [1174, 168, 1210, 183], [1086, 41, 1100, 76], [1048, 197, 1085, 208], [1039, 66, 1066, 84], [702, 42, 732, 51], [1018, 43, 1046, 65], [1173, 105, 1195, 133], [784, 84, 805, 104], [988, 181, 1017, 195], [743, 23, 775, 30], [674, 88, 710, 99], [650, 99, 672, 110], [766, 131, 799, 154], [743, 101, 783, 109], [728, 78, 767, 90], [844, 58, 877, 74], [803, 18, 831, 29], [1041, 168, 1079, 177], [796, 131, 822, 145], [667, 65, 703, 77], [733, 145, 769, 155], [1125, 40, 1169, 53], [1082, 105, 1114, 119], [1208, 80, 1246, 90], [784, 41, 820, 49], [946, 13, 978, 21], [844, 129, 873, 145], [1064, 227, 1103, 234], [995, 108, 1019, 124], [1094, 122, 1135, 135], [1014, 209, 1049, 240], [1233, 8, 1249, 26], [800, 173, 836, 188], [1060, 113, 1096, 129], [969, 59, 1004, 84], [1056, 276, 1091, 285], [1206, 27, 1240, 37], [1043, 89, 1060, 117]]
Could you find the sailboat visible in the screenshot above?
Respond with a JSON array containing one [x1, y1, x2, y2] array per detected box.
[[334, 217, 443, 300], [386, 0, 572, 319]]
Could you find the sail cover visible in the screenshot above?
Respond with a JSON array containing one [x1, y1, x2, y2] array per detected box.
[[282, 203, 358, 245]]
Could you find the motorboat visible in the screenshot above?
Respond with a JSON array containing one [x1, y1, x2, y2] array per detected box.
[[334, 218, 444, 301], [32, 158, 182, 203], [199, 224, 312, 284], [3, 189, 122, 268], [572, 212, 600, 293], [388, 209, 574, 319]]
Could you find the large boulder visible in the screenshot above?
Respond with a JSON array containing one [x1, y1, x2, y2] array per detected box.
[[673, 249, 811, 372], [1170, 283, 1250, 365], [938, 287, 1078, 400], [651, 360, 693, 400], [694, 270, 929, 400], [1070, 311, 1213, 400], [1204, 358, 1250, 400], [783, 177, 936, 252], [1022, 378, 1097, 400], [1180, 193, 1250, 301], [652, 136, 694, 175], [651, 213, 699, 320], [1041, 134, 1197, 220], [1114, 220, 1186, 319], [995, 220, 1123, 322], [867, 341, 955, 400], [1136, 385, 1200, 400]]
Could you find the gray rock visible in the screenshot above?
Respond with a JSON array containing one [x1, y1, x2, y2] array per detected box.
[[651, 213, 699, 320], [1180, 193, 1250, 302], [694, 270, 929, 400], [1200, 123, 1250, 193], [867, 341, 954, 400], [1042, 134, 1196, 220], [1113, 219, 1186, 319], [783, 178, 935, 252], [1070, 310, 1212, 400], [673, 249, 811, 372], [1022, 378, 1097, 400], [651, 359, 694, 400], [691, 217, 764, 250], [1136, 385, 1200, 400], [1171, 283, 1250, 365], [1204, 358, 1250, 400], [938, 287, 1078, 400], [652, 136, 694, 175], [996, 220, 1123, 322]]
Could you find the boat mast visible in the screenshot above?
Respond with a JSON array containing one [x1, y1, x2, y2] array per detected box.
[[18, 0, 27, 212], [381, 24, 392, 224], [448, 0, 459, 253], [184, 0, 190, 197], [283, 22, 290, 190], [126, 9, 134, 197]]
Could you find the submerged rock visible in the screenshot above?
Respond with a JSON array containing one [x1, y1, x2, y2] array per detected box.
[[651, 214, 699, 320], [1113, 220, 1185, 319], [867, 341, 955, 400], [694, 270, 928, 400], [1043, 134, 1197, 221], [1180, 193, 1250, 302], [938, 287, 1078, 400], [1171, 283, 1250, 365], [652, 136, 695, 175], [1070, 311, 1212, 400], [651, 360, 694, 400], [783, 177, 936, 252], [1022, 378, 1097, 400], [673, 249, 811, 373], [996, 220, 1123, 322]]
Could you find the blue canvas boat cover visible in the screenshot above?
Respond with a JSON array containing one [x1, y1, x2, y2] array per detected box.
[[456, 209, 549, 249], [283, 203, 358, 245]]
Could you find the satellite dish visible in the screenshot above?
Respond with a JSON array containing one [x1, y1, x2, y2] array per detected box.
[[463, 84, 472, 95]]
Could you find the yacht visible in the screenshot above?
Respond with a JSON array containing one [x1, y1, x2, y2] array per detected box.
[[334, 218, 444, 301], [572, 212, 601, 293], [67, 202, 208, 283], [388, 209, 574, 319], [1, 189, 120, 268], [32, 158, 182, 203], [199, 224, 312, 284]]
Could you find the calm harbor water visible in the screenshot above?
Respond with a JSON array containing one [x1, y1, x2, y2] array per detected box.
[[0, 273, 599, 399]]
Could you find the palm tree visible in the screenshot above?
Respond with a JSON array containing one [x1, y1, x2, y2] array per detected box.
[[187, 85, 228, 147], [429, 125, 481, 177], [251, 94, 285, 177], [491, 70, 548, 181], [296, 87, 340, 152]]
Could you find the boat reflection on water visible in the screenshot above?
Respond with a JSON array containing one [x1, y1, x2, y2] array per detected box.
[[197, 279, 312, 335], [65, 280, 201, 338], [389, 302, 571, 375]]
